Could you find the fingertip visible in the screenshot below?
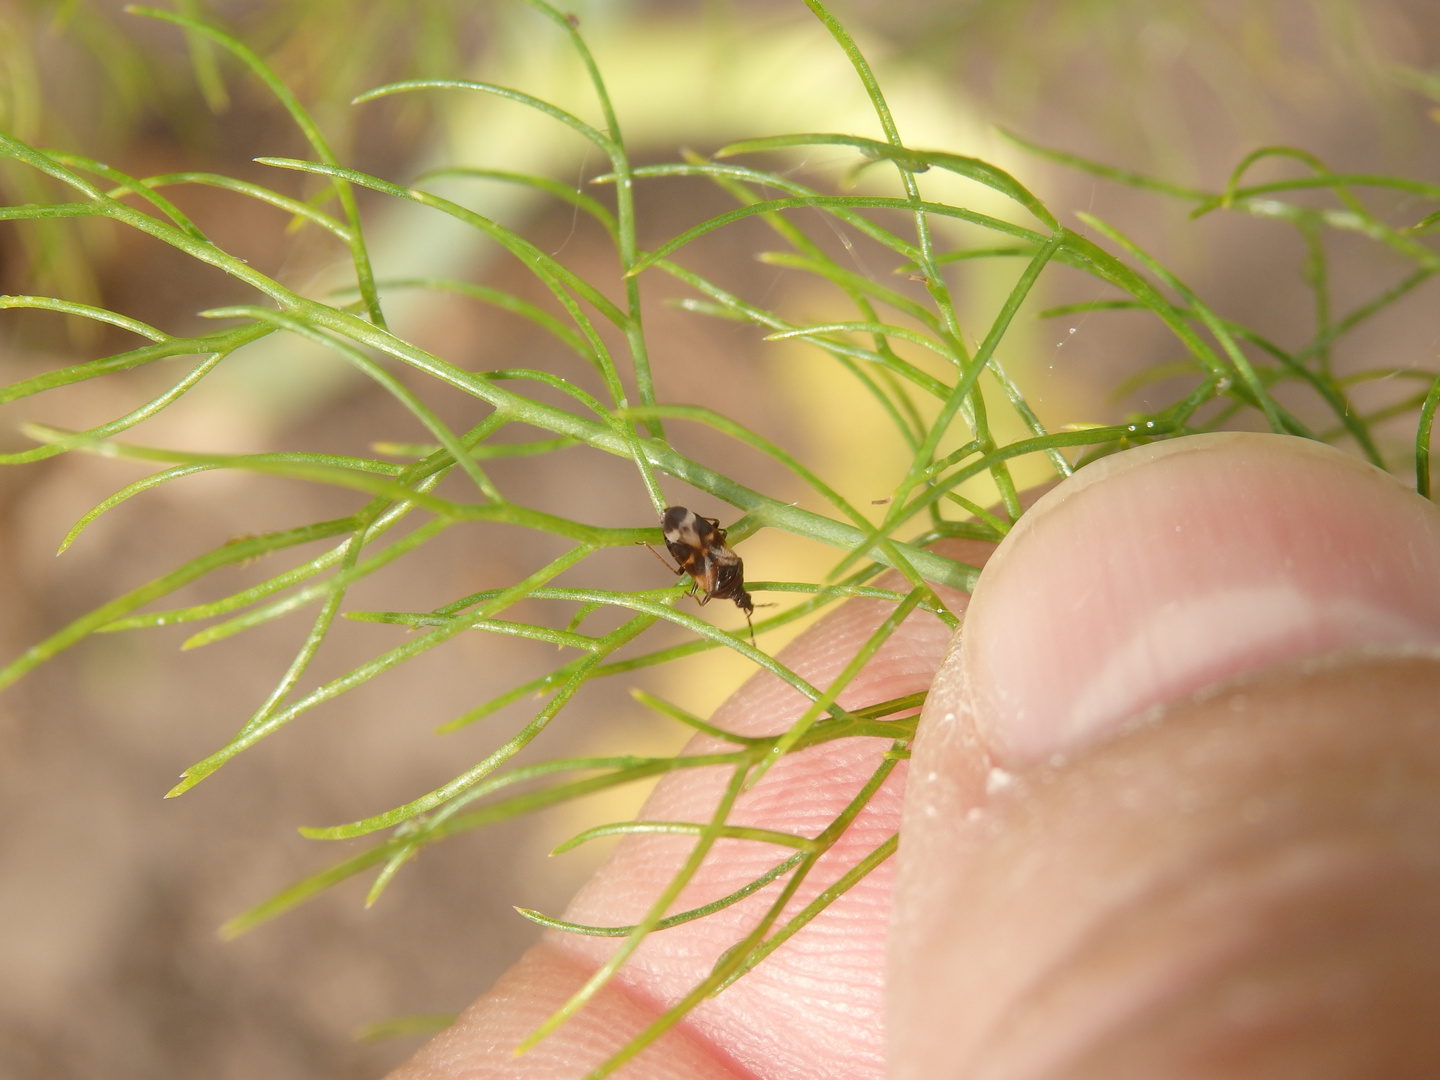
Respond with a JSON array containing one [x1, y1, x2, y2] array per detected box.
[[961, 433, 1440, 765], [890, 434, 1440, 1078]]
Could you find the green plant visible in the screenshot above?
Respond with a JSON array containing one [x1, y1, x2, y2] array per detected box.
[[2, 1, 1437, 1076]]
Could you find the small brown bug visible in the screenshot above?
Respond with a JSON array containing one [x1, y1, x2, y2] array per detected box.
[[644, 506, 754, 640]]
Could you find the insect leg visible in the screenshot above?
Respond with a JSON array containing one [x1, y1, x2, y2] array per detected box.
[[641, 541, 686, 577], [643, 541, 703, 602]]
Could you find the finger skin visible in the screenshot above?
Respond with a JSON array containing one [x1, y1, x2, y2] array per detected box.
[[385, 944, 746, 1080], [891, 433, 1440, 1079], [960, 433, 1440, 766], [891, 656, 1440, 1080], [388, 540, 991, 1080]]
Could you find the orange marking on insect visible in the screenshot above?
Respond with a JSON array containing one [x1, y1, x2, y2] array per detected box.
[[643, 506, 754, 642]]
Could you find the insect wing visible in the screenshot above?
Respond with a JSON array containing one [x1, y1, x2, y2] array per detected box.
[[707, 549, 743, 598], [662, 507, 711, 573]]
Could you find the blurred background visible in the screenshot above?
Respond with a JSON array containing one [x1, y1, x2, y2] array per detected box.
[[1, 0, 1438, 1076]]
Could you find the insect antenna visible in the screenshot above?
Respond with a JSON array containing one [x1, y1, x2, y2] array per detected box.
[[639, 540, 684, 577]]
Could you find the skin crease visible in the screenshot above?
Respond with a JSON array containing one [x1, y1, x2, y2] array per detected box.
[[390, 433, 1440, 1080]]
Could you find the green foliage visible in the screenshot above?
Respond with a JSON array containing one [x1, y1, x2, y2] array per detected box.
[[2, 0, 1437, 1075]]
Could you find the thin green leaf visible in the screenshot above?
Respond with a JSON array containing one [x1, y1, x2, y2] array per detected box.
[[355, 1015, 456, 1042], [1417, 374, 1440, 499], [0, 520, 353, 693], [0, 342, 247, 466], [718, 132, 1057, 230], [355, 80, 618, 157], [167, 544, 599, 798], [516, 852, 806, 937], [0, 321, 273, 406], [0, 294, 168, 341], [127, 5, 388, 326], [629, 194, 1041, 278], [550, 820, 816, 856], [518, 766, 750, 1057], [629, 689, 766, 745], [204, 305, 501, 501]]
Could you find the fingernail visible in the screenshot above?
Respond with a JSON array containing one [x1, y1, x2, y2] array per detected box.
[[960, 433, 1440, 766]]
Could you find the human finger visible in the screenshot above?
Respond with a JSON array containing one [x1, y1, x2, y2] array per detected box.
[[890, 432, 1440, 1078]]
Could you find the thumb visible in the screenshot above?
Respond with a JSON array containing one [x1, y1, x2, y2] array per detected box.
[[889, 433, 1440, 1078]]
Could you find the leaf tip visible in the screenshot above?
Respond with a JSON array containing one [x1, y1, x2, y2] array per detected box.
[[352, 85, 391, 107], [216, 917, 246, 941], [164, 775, 195, 799]]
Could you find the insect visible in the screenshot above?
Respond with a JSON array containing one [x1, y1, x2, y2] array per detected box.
[[644, 506, 755, 640]]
